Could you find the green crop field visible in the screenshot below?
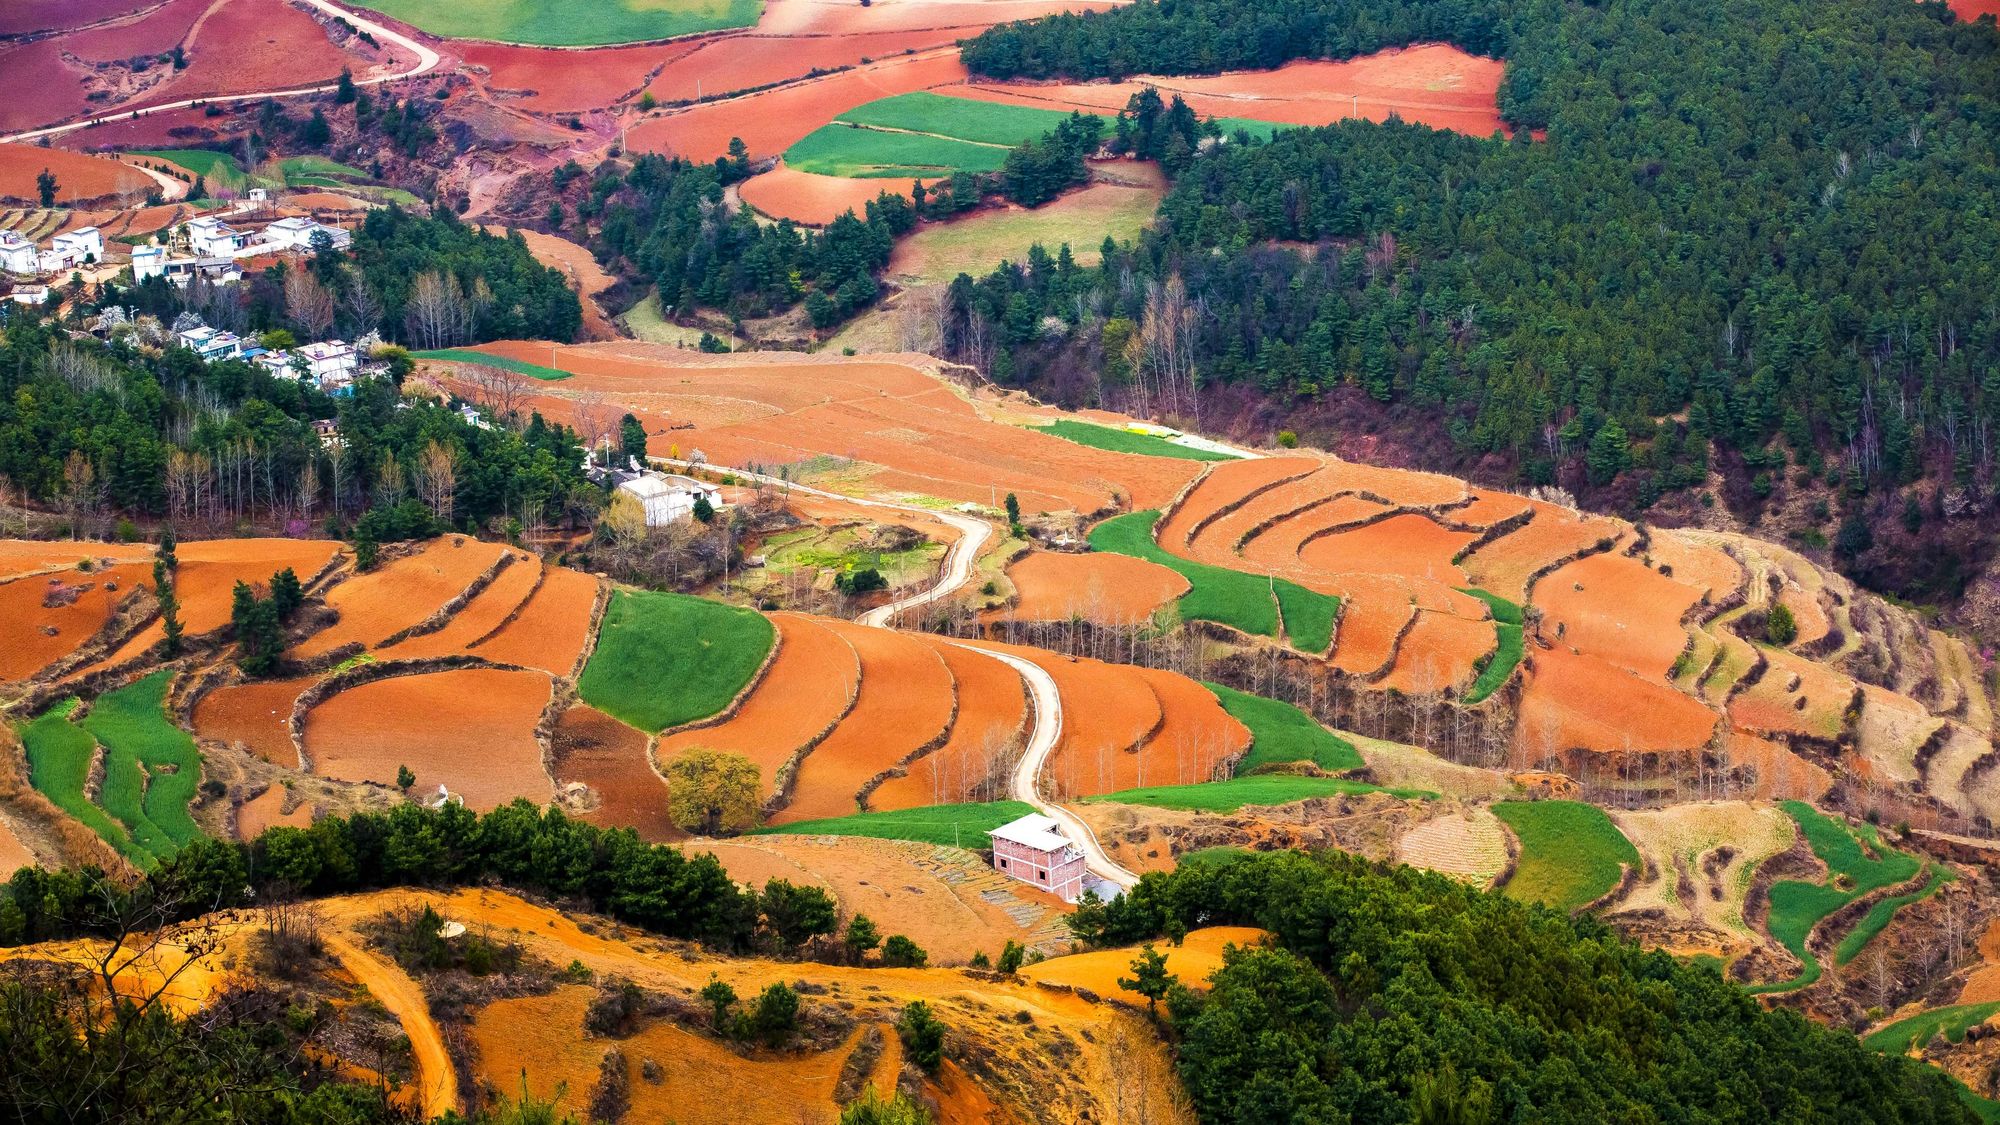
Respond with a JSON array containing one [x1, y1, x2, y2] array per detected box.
[[1457, 587, 1524, 703], [785, 124, 1012, 179], [1493, 800, 1640, 913], [353, 0, 762, 46], [1749, 802, 1923, 993], [1088, 510, 1339, 649], [1086, 774, 1426, 813], [1207, 683, 1362, 774], [580, 591, 774, 733], [412, 349, 569, 380], [1036, 420, 1237, 461], [755, 800, 1036, 850], [837, 93, 1091, 147], [80, 671, 202, 863], [128, 149, 252, 192], [19, 707, 137, 863], [279, 156, 369, 182], [1274, 580, 1338, 654], [1863, 1001, 2000, 1054], [1836, 865, 1952, 965]]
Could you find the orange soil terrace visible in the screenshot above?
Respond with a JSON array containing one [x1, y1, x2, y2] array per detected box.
[[0, 0, 154, 37], [193, 675, 317, 767], [551, 702, 676, 841], [0, 820, 36, 874], [466, 564, 600, 676], [1298, 512, 1475, 586], [773, 620, 956, 823], [1642, 529, 1745, 600], [101, 538, 343, 668], [1155, 455, 1322, 554], [293, 537, 507, 660], [738, 164, 932, 227], [1130, 668, 1252, 789], [867, 634, 1029, 810], [1238, 493, 1390, 571], [0, 142, 150, 204], [1729, 648, 1856, 743], [302, 667, 555, 810], [380, 549, 543, 661], [1020, 926, 1270, 1006], [946, 43, 1508, 137], [655, 611, 861, 801], [1536, 551, 1703, 680], [234, 785, 312, 839], [1459, 501, 1623, 605], [0, 541, 151, 579], [430, 344, 1202, 513], [992, 550, 1189, 626], [0, 562, 150, 682], [964, 641, 1167, 801], [1376, 610, 1493, 695], [1517, 647, 1718, 759]]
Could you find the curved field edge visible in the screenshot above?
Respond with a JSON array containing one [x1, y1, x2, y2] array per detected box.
[[1082, 774, 1430, 813], [749, 800, 1036, 850], [1748, 801, 1923, 994], [1206, 682, 1362, 774], [578, 591, 776, 734], [1456, 587, 1523, 703], [1036, 420, 1238, 462], [350, 0, 763, 46], [1088, 510, 1338, 647], [1492, 799, 1639, 914]]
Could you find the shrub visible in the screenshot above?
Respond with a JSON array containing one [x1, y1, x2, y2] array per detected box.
[[1766, 602, 1798, 646], [896, 1001, 946, 1074], [881, 935, 927, 968], [745, 981, 799, 1046]]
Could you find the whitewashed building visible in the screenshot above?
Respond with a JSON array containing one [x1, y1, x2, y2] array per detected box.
[[0, 231, 37, 275], [260, 216, 352, 252], [131, 245, 167, 282], [185, 216, 248, 257], [615, 472, 724, 526]]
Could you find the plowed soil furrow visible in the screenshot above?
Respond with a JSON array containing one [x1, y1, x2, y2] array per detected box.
[[294, 538, 508, 660], [868, 634, 1029, 810], [303, 668, 555, 810], [472, 566, 601, 676], [382, 550, 542, 661], [192, 675, 316, 767]]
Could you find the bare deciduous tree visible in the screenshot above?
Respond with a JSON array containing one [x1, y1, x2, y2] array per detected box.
[[404, 270, 468, 349], [415, 439, 458, 522], [283, 268, 336, 342]]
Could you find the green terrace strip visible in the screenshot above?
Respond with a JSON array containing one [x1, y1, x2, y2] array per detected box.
[[579, 591, 775, 734], [1206, 682, 1363, 774], [352, 0, 762, 46], [1836, 864, 1954, 965], [1082, 774, 1429, 813], [19, 707, 138, 864], [1088, 510, 1340, 652], [785, 126, 1013, 179], [127, 149, 252, 191], [411, 348, 570, 381], [1457, 587, 1525, 703], [1748, 801, 1923, 994], [79, 671, 203, 864], [278, 156, 369, 184], [1493, 800, 1640, 914], [838, 93, 1096, 147], [1036, 419, 1238, 462], [1864, 1001, 2000, 1054], [753, 800, 1037, 850]]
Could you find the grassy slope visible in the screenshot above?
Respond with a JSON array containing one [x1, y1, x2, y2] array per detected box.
[[1493, 800, 1640, 913], [754, 800, 1036, 849], [1749, 802, 1923, 993], [883, 184, 1162, 286], [19, 707, 136, 862], [354, 0, 761, 45], [579, 591, 775, 734], [1207, 682, 1362, 774], [1089, 511, 1338, 646], [79, 670, 201, 862], [412, 349, 570, 381], [1084, 774, 1427, 813], [786, 125, 1012, 179], [838, 93, 1092, 146], [128, 149, 249, 191], [1836, 865, 1953, 965], [1457, 587, 1523, 703], [1864, 1001, 2000, 1053], [1036, 420, 1236, 462]]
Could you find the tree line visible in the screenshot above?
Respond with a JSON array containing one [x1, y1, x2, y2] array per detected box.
[[1067, 849, 1977, 1123]]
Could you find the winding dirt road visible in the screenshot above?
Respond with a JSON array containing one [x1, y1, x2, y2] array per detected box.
[[323, 930, 459, 1118], [0, 0, 442, 145]]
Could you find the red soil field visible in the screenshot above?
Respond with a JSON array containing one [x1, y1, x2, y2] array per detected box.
[[1724, 731, 1831, 802], [1945, 0, 2000, 19], [0, 0, 152, 36], [303, 668, 555, 810], [49, 202, 203, 239], [65, 0, 205, 62], [104, 538, 343, 666], [1328, 581, 1417, 677], [468, 565, 601, 677], [1450, 490, 1533, 529], [771, 621, 955, 823], [868, 635, 1028, 810], [644, 30, 965, 103], [0, 819, 36, 874], [1642, 531, 1743, 600], [235, 786, 312, 839], [1155, 455, 1322, 552], [0, 44, 94, 134], [461, 39, 701, 113], [1180, 463, 1347, 561], [993, 550, 1188, 626], [497, 229, 620, 340], [1516, 648, 1718, 758], [294, 537, 507, 659], [739, 163, 923, 226], [382, 551, 541, 661], [150, 0, 384, 111], [1313, 457, 1470, 507], [1022, 926, 1267, 1004], [0, 143, 151, 205], [1125, 668, 1251, 794], [0, 542, 151, 579], [1728, 648, 1855, 742], [0, 563, 149, 682], [626, 49, 969, 162], [1536, 552, 1703, 680], [193, 676, 315, 767], [1297, 512, 1475, 585], [655, 611, 860, 799], [971, 642, 1164, 803], [754, 0, 1125, 36], [551, 703, 677, 841], [1237, 493, 1389, 571], [1377, 610, 1494, 695], [1460, 501, 1623, 605], [946, 43, 1508, 137]]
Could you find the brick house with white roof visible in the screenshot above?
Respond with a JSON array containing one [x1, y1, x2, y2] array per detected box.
[[988, 813, 1087, 902]]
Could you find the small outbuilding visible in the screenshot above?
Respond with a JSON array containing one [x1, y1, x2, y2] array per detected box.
[[988, 813, 1087, 902]]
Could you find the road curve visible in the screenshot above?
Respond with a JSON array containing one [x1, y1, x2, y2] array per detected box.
[[0, 0, 442, 145], [323, 931, 459, 1118]]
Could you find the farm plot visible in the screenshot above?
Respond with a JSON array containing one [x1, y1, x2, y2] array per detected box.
[[77, 671, 202, 862], [1209, 683, 1362, 774], [550, 703, 675, 841], [293, 537, 509, 660], [876, 173, 1163, 284], [234, 786, 312, 839], [1021, 926, 1270, 1006], [0, 542, 151, 580], [1457, 588, 1524, 704], [1534, 552, 1703, 679], [354, 0, 762, 45], [1493, 800, 1640, 913], [1751, 802, 1923, 993], [127, 149, 253, 193], [578, 590, 774, 733], [20, 702, 140, 864], [769, 622, 955, 823], [1835, 866, 1951, 966], [381, 550, 542, 661], [867, 636, 1027, 811], [1154, 455, 1323, 553], [1394, 808, 1510, 886], [1298, 513, 1475, 585], [785, 124, 1011, 179], [1036, 420, 1238, 461], [738, 165, 924, 226], [302, 668, 554, 810], [1236, 494, 1391, 570], [1090, 510, 1338, 647], [755, 799, 1035, 850], [1376, 610, 1495, 697], [191, 676, 314, 767], [994, 550, 1189, 626], [1459, 501, 1621, 605], [0, 143, 150, 205], [0, 562, 150, 683], [1606, 802, 1795, 945], [1085, 774, 1415, 813], [1729, 648, 1856, 742], [470, 565, 601, 676], [1864, 1001, 2000, 1055], [1516, 648, 1718, 758], [104, 538, 343, 666]]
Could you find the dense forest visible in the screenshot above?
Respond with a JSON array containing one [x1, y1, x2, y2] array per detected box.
[[0, 321, 595, 537], [947, 0, 2000, 595], [1068, 850, 1978, 1123]]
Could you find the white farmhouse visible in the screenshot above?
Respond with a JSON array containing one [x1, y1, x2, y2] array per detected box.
[[0, 231, 37, 275], [185, 216, 248, 257], [51, 226, 102, 265], [616, 472, 724, 526], [298, 340, 358, 388], [260, 216, 352, 252], [175, 325, 241, 361], [131, 244, 167, 282]]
